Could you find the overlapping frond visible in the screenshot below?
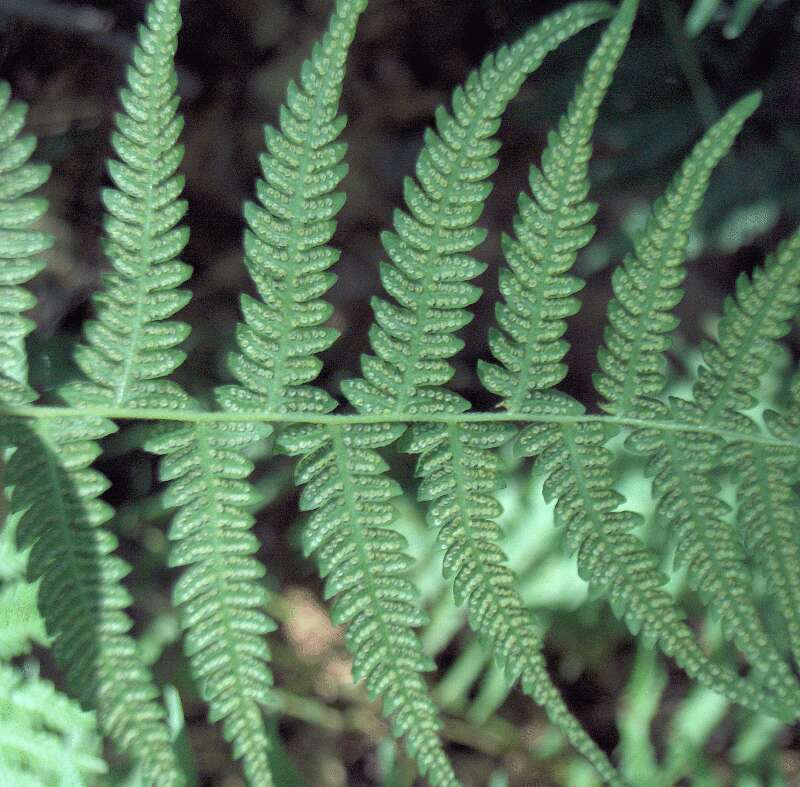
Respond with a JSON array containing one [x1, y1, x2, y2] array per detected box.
[[0, 81, 52, 398], [595, 93, 761, 417], [217, 0, 369, 418], [341, 1, 614, 415], [279, 423, 460, 787], [58, 0, 282, 777], [218, 0, 458, 780], [601, 140, 800, 711], [516, 416, 777, 717], [366, 1, 637, 783], [588, 96, 800, 710], [634, 225, 800, 710]]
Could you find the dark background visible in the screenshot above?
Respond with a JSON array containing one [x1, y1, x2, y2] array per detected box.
[[2, 0, 799, 784]]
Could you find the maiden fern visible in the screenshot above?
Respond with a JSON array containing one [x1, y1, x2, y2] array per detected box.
[[1, 0, 799, 784]]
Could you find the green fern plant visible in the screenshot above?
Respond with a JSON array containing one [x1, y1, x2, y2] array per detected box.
[[1, 0, 799, 784]]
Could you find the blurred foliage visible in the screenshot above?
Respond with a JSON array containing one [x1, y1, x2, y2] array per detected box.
[[1, 0, 799, 784]]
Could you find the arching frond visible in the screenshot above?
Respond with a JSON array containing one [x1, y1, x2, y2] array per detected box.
[[341, 1, 614, 415], [479, 0, 638, 411], [413, 0, 636, 779], [594, 92, 761, 417], [217, 0, 370, 418]]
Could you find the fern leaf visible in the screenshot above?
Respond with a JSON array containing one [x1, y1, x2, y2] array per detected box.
[[0, 81, 52, 399], [68, 0, 190, 411], [402, 421, 626, 785], [594, 93, 760, 417], [588, 97, 799, 710], [217, 0, 369, 418], [627, 410, 800, 712], [336, 4, 635, 781], [0, 70, 182, 781], [279, 423, 460, 787], [217, 0, 457, 780], [5, 2, 192, 781], [516, 416, 779, 717], [640, 225, 800, 709], [481, 47, 782, 715], [8, 414, 185, 784], [381, 5, 639, 784], [61, 0, 285, 776], [478, 0, 640, 411], [616, 221, 800, 711], [591, 106, 800, 713], [146, 419, 276, 785], [341, 1, 614, 414]]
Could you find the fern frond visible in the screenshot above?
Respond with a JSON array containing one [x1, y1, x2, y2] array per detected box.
[[483, 69, 781, 714], [0, 663, 105, 784], [68, 0, 190, 410], [0, 70, 181, 781], [61, 0, 285, 776], [372, 5, 639, 784], [592, 106, 799, 712], [516, 416, 777, 717], [336, 5, 637, 782], [638, 225, 800, 708], [0, 81, 50, 661], [146, 419, 277, 785], [617, 223, 800, 712], [479, 0, 638, 411], [8, 414, 184, 783], [4, 2, 191, 781], [627, 403, 800, 712], [217, 0, 369, 418], [341, 1, 613, 415], [594, 92, 761, 417], [0, 81, 52, 399], [402, 421, 626, 785], [218, 1, 463, 781], [279, 422, 460, 787]]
